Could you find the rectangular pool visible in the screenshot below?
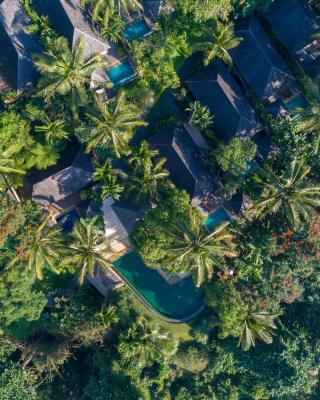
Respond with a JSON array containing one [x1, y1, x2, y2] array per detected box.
[[106, 59, 137, 87], [205, 208, 231, 230], [285, 94, 308, 113], [123, 18, 152, 41]]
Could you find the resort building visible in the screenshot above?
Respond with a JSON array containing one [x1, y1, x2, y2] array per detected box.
[[264, 0, 320, 79], [33, 0, 137, 87], [0, 0, 41, 93], [230, 16, 299, 104], [185, 62, 263, 141], [148, 124, 215, 213], [29, 145, 93, 219], [142, 0, 162, 22]]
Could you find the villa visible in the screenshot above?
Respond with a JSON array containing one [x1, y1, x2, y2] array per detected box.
[[142, 0, 162, 22], [29, 145, 93, 220], [0, 0, 41, 93], [230, 16, 299, 105], [33, 0, 136, 87], [264, 0, 320, 79], [148, 124, 215, 213], [185, 62, 263, 141]]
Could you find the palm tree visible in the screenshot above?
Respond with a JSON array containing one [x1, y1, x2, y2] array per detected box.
[[82, 0, 143, 24], [296, 78, 320, 154], [34, 117, 69, 145], [250, 160, 320, 229], [118, 316, 178, 368], [239, 311, 278, 351], [93, 160, 124, 200], [0, 152, 26, 202], [66, 217, 114, 285], [166, 216, 237, 287], [34, 37, 108, 117], [186, 101, 214, 131], [193, 21, 242, 66], [77, 92, 147, 157], [128, 140, 159, 170], [8, 213, 65, 280], [124, 158, 169, 205]]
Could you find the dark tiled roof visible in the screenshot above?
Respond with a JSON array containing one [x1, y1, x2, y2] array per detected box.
[[265, 0, 319, 55], [186, 63, 262, 140], [111, 199, 148, 234], [142, 0, 162, 21], [31, 147, 93, 208], [0, 0, 41, 92], [148, 125, 213, 208], [33, 0, 111, 58], [230, 16, 297, 100]]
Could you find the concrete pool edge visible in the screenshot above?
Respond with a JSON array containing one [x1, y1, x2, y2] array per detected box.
[[109, 264, 206, 324]]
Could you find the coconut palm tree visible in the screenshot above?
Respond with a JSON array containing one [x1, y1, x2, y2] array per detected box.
[[186, 101, 214, 131], [249, 159, 320, 229], [8, 213, 65, 280], [77, 92, 147, 158], [0, 152, 26, 202], [166, 216, 237, 287], [66, 217, 114, 285], [34, 37, 108, 118], [82, 0, 143, 24], [93, 159, 124, 200], [118, 316, 178, 368], [239, 311, 278, 351], [128, 140, 159, 170], [296, 78, 320, 154], [193, 21, 242, 66], [124, 158, 169, 205], [34, 116, 70, 145]]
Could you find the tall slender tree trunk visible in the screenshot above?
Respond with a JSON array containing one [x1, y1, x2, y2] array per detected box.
[[1, 173, 21, 202]]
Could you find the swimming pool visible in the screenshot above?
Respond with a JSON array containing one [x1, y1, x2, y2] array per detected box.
[[285, 94, 308, 113], [56, 209, 80, 233], [106, 59, 137, 87], [113, 251, 204, 322], [205, 208, 231, 230], [123, 18, 152, 41]]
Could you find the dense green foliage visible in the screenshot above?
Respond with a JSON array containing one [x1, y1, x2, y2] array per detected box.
[[1, 0, 320, 398]]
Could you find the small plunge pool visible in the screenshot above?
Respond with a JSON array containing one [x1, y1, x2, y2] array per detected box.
[[205, 207, 231, 230], [106, 59, 137, 87], [123, 18, 152, 41]]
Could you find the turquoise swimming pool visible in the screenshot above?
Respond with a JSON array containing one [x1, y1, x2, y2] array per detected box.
[[113, 251, 204, 321], [205, 208, 231, 229], [124, 18, 152, 41], [106, 59, 136, 87], [285, 94, 308, 113]]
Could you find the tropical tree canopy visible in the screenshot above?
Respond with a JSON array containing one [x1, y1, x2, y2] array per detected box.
[[34, 117, 70, 145], [296, 78, 320, 153], [118, 316, 178, 368], [165, 215, 237, 287], [7, 213, 65, 280], [250, 159, 320, 229], [77, 91, 147, 157], [193, 21, 242, 66], [128, 140, 159, 170], [65, 217, 114, 285], [123, 157, 169, 205], [186, 101, 214, 131], [82, 0, 142, 26], [93, 159, 124, 200], [239, 311, 279, 351], [34, 37, 107, 117]]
